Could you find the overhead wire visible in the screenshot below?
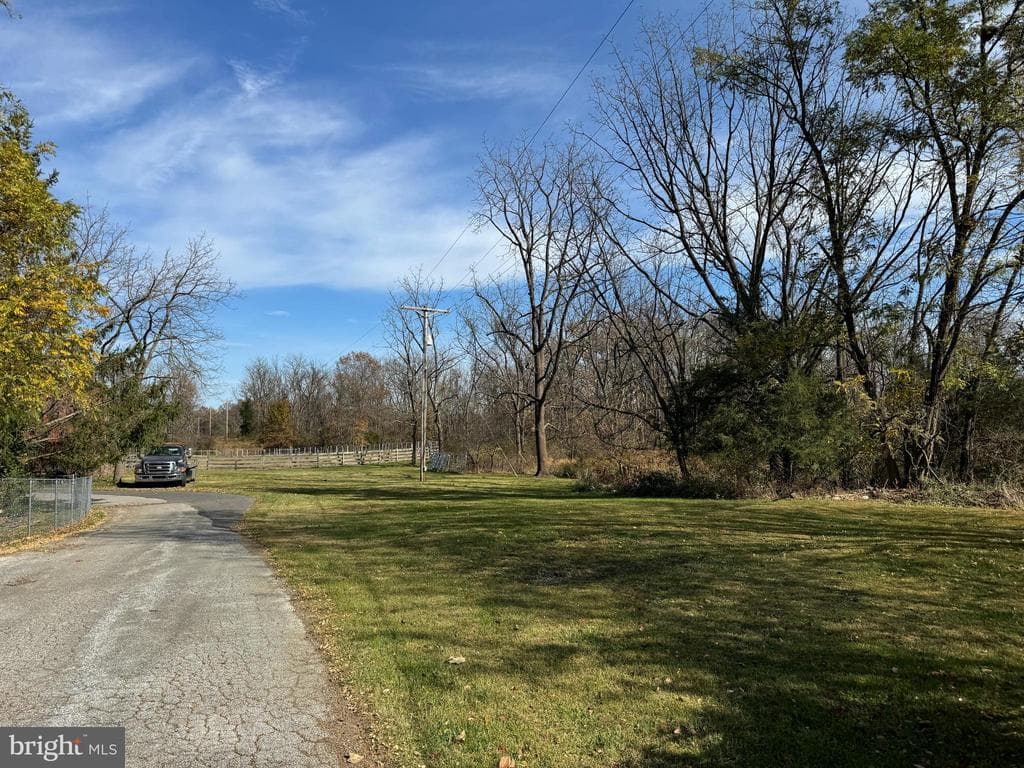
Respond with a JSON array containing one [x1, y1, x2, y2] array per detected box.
[[350, 0, 720, 350]]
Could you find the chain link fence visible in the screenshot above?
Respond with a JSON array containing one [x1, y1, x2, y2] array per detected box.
[[0, 477, 94, 544]]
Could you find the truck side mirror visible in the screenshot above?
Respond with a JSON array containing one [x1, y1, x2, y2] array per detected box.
[[186, 448, 193, 457]]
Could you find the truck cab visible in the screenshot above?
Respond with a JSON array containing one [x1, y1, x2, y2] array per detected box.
[[134, 444, 197, 486]]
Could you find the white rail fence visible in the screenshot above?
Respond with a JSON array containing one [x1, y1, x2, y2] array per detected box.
[[126, 444, 423, 472]]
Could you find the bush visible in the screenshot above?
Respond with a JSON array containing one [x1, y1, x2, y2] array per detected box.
[[619, 470, 739, 499], [564, 453, 739, 498]]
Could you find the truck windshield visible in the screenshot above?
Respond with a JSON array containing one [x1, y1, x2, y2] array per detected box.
[[149, 446, 184, 457]]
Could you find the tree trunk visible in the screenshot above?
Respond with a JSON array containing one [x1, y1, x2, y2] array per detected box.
[[514, 404, 526, 465], [956, 378, 980, 482], [673, 441, 691, 480], [533, 399, 549, 477], [432, 402, 444, 454], [905, 402, 941, 487], [410, 420, 418, 466]]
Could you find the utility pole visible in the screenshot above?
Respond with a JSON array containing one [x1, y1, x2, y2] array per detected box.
[[400, 305, 449, 481]]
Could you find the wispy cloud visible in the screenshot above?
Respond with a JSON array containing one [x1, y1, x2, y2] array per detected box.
[[93, 83, 352, 191], [264, 309, 291, 317], [253, 0, 305, 21], [76, 68, 493, 291], [112, 123, 495, 290], [391, 62, 567, 103], [229, 38, 306, 98], [1, 15, 193, 125], [229, 60, 280, 98], [7, 5, 502, 294]]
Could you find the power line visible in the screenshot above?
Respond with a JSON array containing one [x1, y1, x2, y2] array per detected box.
[[352, 0, 720, 352], [434, 0, 721, 317], [347, 1, 639, 351], [422, 0, 638, 283]]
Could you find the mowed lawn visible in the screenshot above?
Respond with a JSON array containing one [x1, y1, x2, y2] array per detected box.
[[202, 466, 1024, 768]]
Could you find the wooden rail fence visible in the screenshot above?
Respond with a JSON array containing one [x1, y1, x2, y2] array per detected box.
[[195, 445, 415, 471], [116, 443, 429, 474]]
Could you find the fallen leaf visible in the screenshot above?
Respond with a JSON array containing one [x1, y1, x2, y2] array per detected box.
[[447, 655, 466, 665], [345, 753, 363, 764], [498, 756, 516, 768], [454, 730, 466, 744]]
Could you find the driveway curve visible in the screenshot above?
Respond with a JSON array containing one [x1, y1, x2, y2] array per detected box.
[[0, 489, 371, 767]]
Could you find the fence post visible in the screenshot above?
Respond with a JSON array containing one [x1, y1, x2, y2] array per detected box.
[[71, 475, 77, 523], [54, 480, 59, 529], [27, 479, 32, 536]]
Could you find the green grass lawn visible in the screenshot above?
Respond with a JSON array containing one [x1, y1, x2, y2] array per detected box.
[[201, 466, 1024, 768]]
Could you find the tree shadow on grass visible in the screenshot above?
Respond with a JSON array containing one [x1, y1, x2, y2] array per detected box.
[[261, 486, 1024, 767]]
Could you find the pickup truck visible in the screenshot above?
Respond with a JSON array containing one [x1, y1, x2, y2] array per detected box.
[[134, 444, 197, 486]]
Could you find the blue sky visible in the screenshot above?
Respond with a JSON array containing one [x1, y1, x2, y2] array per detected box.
[[2, 0, 691, 402]]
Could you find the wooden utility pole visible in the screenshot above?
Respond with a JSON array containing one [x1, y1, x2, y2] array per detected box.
[[400, 305, 449, 481]]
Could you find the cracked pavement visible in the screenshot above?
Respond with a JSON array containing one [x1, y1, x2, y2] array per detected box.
[[0, 490, 357, 767]]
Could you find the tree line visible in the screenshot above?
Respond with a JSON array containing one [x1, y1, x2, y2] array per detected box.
[[3, 0, 1022, 496], [229, 0, 1023, 492]]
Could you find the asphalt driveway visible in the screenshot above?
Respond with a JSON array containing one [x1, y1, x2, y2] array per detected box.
[[0, 489, 371, 767]]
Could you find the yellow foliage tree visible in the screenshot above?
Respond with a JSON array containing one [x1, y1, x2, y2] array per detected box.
[[0, 90, 103, 416]]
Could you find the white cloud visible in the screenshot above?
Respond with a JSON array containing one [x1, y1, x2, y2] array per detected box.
[[6, 5, 504, 294], [0, 13, 194, 126], [264, 310, 291, 317], [80, 75, 496, 291], [93, 84, 352, 191], [391, 62, 567, 103], [229, 61, 280, 98], [253, 0, 305, 21]]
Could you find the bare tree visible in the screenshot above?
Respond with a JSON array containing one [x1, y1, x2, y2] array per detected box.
[[584, 249, 705, 475], [473, 138, 606, 475], [460, 304, 533, 466], [592, 20, 828, 346], [238, 357, 286, 437], [284, 355, 333, 445], [92, 222, 237, 383], [333, 352, 390, 446]]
